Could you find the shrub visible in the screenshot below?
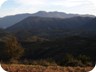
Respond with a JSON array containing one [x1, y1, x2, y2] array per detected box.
[[31, 59, 57, 66], [3, 35, 24, 62]]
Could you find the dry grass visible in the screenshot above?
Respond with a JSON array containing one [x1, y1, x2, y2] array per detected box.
[[2, 64, 93, 72]]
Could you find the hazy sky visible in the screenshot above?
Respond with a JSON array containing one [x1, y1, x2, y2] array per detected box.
[[0, 0, 96, 17]]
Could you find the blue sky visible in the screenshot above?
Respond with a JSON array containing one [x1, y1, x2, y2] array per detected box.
[[0, 0, 96, 17]]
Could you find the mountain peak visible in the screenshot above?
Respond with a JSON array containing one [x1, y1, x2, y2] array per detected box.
[[0, 11, 95, 28], [36, 11, 47, 13]]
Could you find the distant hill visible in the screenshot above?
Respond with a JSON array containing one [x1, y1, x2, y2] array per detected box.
[[0, 13, 31, 28], [0, 11, 95, 28], [6, 16, 95, 40], [33, 11, 95, 18], [7, 16, 93, 31]]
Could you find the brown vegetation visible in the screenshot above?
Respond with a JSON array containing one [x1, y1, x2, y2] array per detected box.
[[2, 64, 93, 72]]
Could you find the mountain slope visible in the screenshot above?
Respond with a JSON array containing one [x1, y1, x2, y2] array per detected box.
[[7, 16, 93, 31], [0, 11, 95, 28], [0, 13, 31, 28], [6, 16, 94, 40], [83, 18, 96, 31]]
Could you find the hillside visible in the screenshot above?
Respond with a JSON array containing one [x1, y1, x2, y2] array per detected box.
[[82, 18, 96, 31], [0, 11, 95, 28], [0, 14, 31, 28], [0, 13, 96, 67], [6, 16, 95, 40]]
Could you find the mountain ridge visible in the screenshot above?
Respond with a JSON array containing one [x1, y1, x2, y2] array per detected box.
[[0, 11, 95, 28]]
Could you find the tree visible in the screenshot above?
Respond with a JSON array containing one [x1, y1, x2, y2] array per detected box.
[[3, 35, 24, 62]]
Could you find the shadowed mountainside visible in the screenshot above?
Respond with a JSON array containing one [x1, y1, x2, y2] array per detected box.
[[6, 16, 96, 40]]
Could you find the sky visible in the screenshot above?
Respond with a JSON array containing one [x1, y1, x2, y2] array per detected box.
[[0, 0, 96, 17]]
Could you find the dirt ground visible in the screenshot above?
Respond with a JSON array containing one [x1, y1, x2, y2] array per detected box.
[[2, 64, 93, 72]]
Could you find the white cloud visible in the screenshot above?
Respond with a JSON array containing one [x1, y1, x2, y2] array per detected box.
[[13, 0, 96, 7], [51, 0, 91, 7], [0, 0, 7, 7], [0, 0, 96, 17], [89, 0, 96, 6], [14, 0, 45, 5], [13, 0, 93, 7]]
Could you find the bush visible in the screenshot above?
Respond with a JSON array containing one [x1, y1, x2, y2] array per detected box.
[[59, 54, 91, 66], [31, 59, 57, 66], [3, 35, 24, 62]]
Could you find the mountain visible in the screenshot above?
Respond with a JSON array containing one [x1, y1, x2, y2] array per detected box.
[[33, 11, 95, 18], [0, 12, 96, 65], [7, 16, 93, 31], [6, 16, 95, 40], [0, 11, 95, 28], [32, 11, 79, 18], [0, 13, 31, 28], [82, 18, 96, 31], [0, 28, 11, 40]]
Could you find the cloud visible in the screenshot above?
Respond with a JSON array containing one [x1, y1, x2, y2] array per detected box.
[[51, 0, 91, 7], [0, 0, 96, 17], [14, 0, 45, 5], [13, 0, 91, 7], [0, 0, 7, 7], [89, 0, 96, 6]]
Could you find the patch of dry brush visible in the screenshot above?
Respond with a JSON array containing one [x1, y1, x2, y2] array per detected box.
[[2, 64, 93, 72]]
